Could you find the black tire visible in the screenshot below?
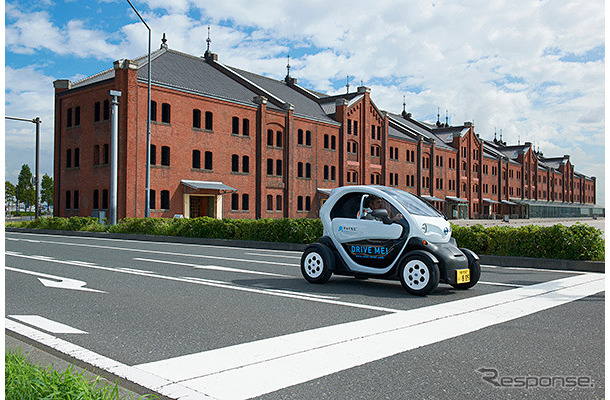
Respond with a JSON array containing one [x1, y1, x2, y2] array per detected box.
[[301, 243, 334, 284], [399, 254, 440, 296], [451, 252, 481, 290]]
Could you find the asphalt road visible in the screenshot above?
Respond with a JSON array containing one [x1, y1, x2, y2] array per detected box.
[[5, 231, 605, 400]]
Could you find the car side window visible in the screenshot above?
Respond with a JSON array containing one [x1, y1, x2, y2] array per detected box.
[[329, 192, 367, 219]]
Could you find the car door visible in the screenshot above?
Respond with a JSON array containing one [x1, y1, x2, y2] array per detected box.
[[329, 192, 407, 270]]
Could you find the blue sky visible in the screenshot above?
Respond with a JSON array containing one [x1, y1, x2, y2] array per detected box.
[[4, 0, 605, 205]]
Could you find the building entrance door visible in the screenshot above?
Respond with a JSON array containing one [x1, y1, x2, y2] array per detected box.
[[189, 196, 214, 218]]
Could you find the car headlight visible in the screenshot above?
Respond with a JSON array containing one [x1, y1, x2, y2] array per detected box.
[[421, 223, 427, 233]]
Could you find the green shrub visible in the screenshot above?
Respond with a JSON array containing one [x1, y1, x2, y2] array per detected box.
[[451, 223, 604, 261], [6, 217, 603, 261]]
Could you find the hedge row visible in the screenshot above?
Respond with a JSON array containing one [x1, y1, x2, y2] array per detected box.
[[451, 223, 605, 261], [6, 217, 604, 261], [8, 216, 323, 244]]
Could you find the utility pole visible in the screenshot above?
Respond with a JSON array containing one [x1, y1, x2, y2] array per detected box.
[[109, 90, 122, 225], [6, 116, 41, 218]]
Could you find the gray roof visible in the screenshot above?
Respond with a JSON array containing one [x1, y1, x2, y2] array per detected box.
[[229, 67, 337, 123], [387, 113, 454, 150]]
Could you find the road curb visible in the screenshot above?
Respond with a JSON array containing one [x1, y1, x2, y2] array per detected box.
[[6, 227, 604, 273]]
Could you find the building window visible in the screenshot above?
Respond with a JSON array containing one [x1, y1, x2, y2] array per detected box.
[[276, 131, 283, 148], [160, 190, 170, 209], [161, 146, 170, 166], [331, 135, 336, 150], [93, 145, 100, 165], [94, 102, 101, 122], [192, 150, 201, 169], [67, 108, 73, 127], [276, 195, 283, 210], [324, 134, 329, 149], [93, 189, 99, 209], [74, 106, 80, 126], [205, 111, 213, 130], [150, 144, 156, 165], [193, 109, 201, 128], [103, 100, 110, 120], [353, 121, 358, 136], [298, 162, 303, 178], [267, 158, 273, 175], [347, 119, 352, 135], [74, 148, 80, 168], [231, 193, 239, 210], [204, 151, 213, 170], [242, 119, 249, 136], [102, 189, 109, 209], [305, 131, 312, 146], [298, 129, 304, 145], [161, 103, 171, 123], [297, 196, 303, 211], [276, 159, 282, 176], [150, 101, 157, 121], [305, 163, 311, 178], [242, 156, 249, 173], [66, 149, 72, 168], [73, 190, 79, 209], [267, 195, 273, 210], [65, 190, 71, 209], [150, 190, 156, 209], [305, 196, 311, 211], [267, 130, 274, 146], [324, 165, 329, 180], [242, 194, 249, 211], [232, 154, 239, 172], [331, 166, 336, 181], [232, 117, 239, 134]]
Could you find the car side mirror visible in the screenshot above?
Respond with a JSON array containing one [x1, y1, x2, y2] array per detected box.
[[371, 209, 392, 225]]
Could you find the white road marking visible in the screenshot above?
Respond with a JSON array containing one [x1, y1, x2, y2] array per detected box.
[[6, 253, 400, 313], [118, 267, 155, 274], [5, 319, 212, 400], [244, 252, 302, 259], [8, 315, 88, 334], [134, 257, 290, 277], [265, 288, 339, 300], [481, 264, 581, 274], [135, 273, 604, 400], [477, 281, 524, 288], [6, 266, 106, 293], [5, 236, 299, 266], [7, 231, 302, 255]]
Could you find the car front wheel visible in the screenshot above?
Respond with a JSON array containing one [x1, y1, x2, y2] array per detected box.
[[399, 255, 440, 296], [301, 243, 334, 284]]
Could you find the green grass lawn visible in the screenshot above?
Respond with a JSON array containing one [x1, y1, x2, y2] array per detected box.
[[5, 348, 156, 400]]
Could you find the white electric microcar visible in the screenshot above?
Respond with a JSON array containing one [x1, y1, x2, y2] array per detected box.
[[300, 185, 480, 296]]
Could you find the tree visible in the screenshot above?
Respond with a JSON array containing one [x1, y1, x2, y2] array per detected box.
[[17, 164, 35, 211], [5, 181, 16, 210], [41, 174, 54, 208]]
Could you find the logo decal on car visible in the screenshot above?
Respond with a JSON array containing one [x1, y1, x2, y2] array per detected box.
[[338, 226, 356, 233]]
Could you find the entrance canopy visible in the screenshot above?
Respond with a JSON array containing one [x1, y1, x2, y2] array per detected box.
[[181, 180, 237, 194], [421, 195, 445, 202], [446, 196, 469, 203]]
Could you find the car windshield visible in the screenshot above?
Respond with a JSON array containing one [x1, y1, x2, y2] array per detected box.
[[377, 187, 443, 217]]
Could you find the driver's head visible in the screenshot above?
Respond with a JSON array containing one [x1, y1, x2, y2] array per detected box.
[[367, 195, 384, 210]]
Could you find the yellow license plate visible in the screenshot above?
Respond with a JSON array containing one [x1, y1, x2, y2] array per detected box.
[[456, 269, 470, 284]]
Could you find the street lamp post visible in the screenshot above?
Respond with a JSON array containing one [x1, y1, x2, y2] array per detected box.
[[6, 116, 41, 219], [126, 0, 152, 218]]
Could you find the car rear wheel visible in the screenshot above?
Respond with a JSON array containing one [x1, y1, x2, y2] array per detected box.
[[301, 244, 334, 284], [399, 255, 440, 296]]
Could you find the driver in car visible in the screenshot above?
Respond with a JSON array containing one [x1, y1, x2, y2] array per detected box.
[[365, 195, 403, 221]]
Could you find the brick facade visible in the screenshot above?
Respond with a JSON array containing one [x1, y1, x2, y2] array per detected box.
[[53, 45, 598, 221]]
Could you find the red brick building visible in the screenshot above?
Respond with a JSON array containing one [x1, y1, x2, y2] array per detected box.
[[53, 41, 599, 220]]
